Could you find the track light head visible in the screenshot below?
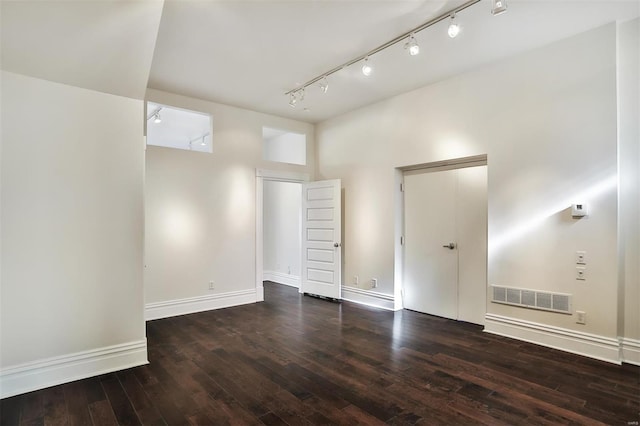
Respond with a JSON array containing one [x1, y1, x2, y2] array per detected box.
[[447, 13, 461, 38], [319, 76, 329, 94], [288, 88, 306, 108], [362, 57, 373, 76], [491, 0, 507, 15], [404, 34, 420, 56], [153, 112, 162, 124]]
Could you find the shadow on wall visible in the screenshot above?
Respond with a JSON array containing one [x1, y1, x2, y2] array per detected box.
[[489, 174, 616, 255]]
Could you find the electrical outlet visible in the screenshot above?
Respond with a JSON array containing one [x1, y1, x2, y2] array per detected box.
[[354, 276, 359, 286], [576, 311, 586, 324], [576, 251, 586, 264], [576, 266, 586, 280], [371, 278, 378, 289], [209, 281, 215, 290]]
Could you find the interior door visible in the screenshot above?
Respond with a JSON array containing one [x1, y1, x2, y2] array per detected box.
[[403, 169, 458, 319], [402, 165, 487, 325], [301, 179, 342, 299]]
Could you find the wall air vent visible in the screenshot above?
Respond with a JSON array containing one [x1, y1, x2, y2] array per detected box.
[[491, 285, 572, 314]]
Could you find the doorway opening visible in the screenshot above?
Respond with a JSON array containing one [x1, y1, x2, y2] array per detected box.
[[255, 170, 309, 301], [262, 180, 303, 291], [256, 171, 343, 302], [397, 155, 488, 325]]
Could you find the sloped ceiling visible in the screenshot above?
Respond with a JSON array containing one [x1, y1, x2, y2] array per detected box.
[[2, 1, 638, 122], [1, 0, 164, 100]]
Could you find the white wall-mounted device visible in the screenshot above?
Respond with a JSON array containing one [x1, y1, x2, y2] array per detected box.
[[571, 203, 588, 218]]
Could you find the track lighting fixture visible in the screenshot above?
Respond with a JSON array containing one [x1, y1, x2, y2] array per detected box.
[[404, 34, 420, 56], [289, 88, 306, 108], [447, 13, 461, 38], [361, 57, 373, 76], [284, 0, 507, 108], [147, 107, 163, 123], [187, 132, 210, 149], [319, 76, 329, 94], [491, 0, 507, 15]]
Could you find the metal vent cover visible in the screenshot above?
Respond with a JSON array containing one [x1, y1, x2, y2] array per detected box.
[[493, 286, 506, 302], [491, 285, 572, 314]]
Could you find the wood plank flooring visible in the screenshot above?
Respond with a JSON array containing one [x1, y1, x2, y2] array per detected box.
[[2, 281, 639, 425]]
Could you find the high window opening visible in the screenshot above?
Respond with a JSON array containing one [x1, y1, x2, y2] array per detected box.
[[147, 102, 212, 153], [262, 127, 306, 165]]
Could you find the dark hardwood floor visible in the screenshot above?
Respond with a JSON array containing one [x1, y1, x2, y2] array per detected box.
[[2, 281, 639, 425]]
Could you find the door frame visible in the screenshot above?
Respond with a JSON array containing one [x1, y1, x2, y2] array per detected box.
[[255, 169, 310, 301], [394, 154, 487, 312]]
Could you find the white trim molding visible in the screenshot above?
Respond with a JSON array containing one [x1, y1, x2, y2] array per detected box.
[[263, 271, 300, 288], [145, 289, 257, 321], [620, 337, 640, 366], [485, 313, 621, 364], [256, 169, 310, 182], [0, 340, 148, 399], [342, 286, 398, 311]]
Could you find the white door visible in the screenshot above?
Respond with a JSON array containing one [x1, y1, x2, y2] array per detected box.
[[301, 179, 342, 299], [403, 165, 487, 325], [403, 169, 458, 319]]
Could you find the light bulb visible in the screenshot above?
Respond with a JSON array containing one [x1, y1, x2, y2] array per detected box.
[[200, 136, 206, 146], [447, 14, 460, 38], [405, 34, 420, 56], [289, 92, 297, 108], [153, 113, 162, 124], [362, 57, 373, 76]]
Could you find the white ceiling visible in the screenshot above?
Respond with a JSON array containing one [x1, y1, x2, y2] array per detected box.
[[2, 1, 638, 123]]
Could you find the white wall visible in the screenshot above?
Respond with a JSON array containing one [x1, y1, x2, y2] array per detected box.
[[263, 180, 301, 285], [144, 89, 314, 317], [1, 71, 147, 397], [618, 18, 640, 347], [317, 24, 622, 355]]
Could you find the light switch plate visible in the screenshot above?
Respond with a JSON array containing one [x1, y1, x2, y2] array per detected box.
[[576, 251, 586, 264], [576, 266, 586, 280]]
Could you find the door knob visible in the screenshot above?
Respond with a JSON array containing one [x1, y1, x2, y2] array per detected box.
[[334, 242, 341, 248], [442, 243, 456, 250]]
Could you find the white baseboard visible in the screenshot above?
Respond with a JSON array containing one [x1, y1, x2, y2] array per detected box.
[[621, 337, 640, 366], [263, 271, 300, 288], [0, 340, 148, 399], [342, 286, 397, 311], [484, 313, 621, 364], [145, 289, 257, 321]]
